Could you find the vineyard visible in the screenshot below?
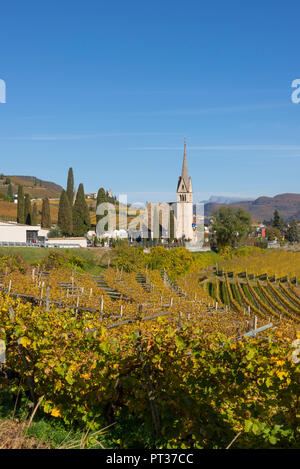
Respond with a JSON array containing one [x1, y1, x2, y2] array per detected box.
[[217, 249, 300, 278], [204, 275, 300, 324], [0, 251, 299, 449]]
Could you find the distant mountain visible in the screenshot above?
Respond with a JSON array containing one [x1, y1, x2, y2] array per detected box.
[[200, 195, 254, 204], [204, 193, 300, 222]]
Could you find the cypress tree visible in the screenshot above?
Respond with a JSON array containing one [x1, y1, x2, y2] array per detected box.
[[169, 208, 175, 241], [66, 168, 75, 206], [32, 202, 38, 226], [58, 189, 73, 236], [272, 209, 284, 231], [41, 197, 51, 228], [96, 187, 108, 230], [96, 187, 107, 220], [17, 185, 25, 224], [72, 183, 90, 236], [7, 183, 14, 202], [24, 194, 32, 225]]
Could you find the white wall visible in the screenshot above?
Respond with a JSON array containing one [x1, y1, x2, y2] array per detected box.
[[46, 238, 87, 248], [0, 222, 49, 243], [175, 202, 195, 241]]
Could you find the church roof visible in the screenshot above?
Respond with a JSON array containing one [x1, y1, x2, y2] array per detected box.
[[177, 141, 192, 193], [181, 141, 189, 187]]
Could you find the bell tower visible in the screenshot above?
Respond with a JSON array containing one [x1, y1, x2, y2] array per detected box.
[[177, 140, 193, 203], [175, 140, 194, 240]]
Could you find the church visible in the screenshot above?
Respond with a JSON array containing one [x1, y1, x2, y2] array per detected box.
[[175, 141, 194, 241], [145, 141, 197, 243]]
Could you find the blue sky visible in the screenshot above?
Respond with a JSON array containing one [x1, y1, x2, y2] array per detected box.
[[0, 0, 300, 203]]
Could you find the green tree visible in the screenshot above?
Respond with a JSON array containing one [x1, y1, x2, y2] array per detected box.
[[31, 202, 38, 225], [96, 187, 108, 230], [24, 193, 32, 225], [72, 183, 90, 236], [286, 218, 299, 243], [58, 189, 73, 236], [47, 226, 62, 238], [41, 197, 51, 229], [66, 167, 75, 206], [271, 209, 284, 231], [266, 226, 282, 241], [115, 244, 145, 273], [212, 207, 252, 251], [96, 187, 107, 219], [7, 183, 14, 202], [169, 208, 175, 241], [17, 185, 25, 224]]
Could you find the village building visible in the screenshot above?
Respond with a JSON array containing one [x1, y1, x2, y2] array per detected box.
[[0, 221, 87, 248]]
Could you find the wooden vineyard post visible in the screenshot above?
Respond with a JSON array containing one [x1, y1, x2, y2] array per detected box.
[[76, 295, 79, 316], [254, 315, 258, 330], [32, 268, 35, 281], [178, 311, 182, 329], [8, 280, 11, 293], [170, 297, 173, 308], [46, 286, 50, 312], [40, 282, 44, 306], [135, 330, 161, 435], [89, 288, 93, 298], [8, 307, 15, 321], [100, 295, 104, 321], [163, 268, 167, 286], [120, 304, 123, 317], [138, 304, 143, 321], [215, 302, 218, 311]]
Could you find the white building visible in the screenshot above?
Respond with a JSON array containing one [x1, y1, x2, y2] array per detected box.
[[0, 221, 87, 248], [0, 221, 49, 244]]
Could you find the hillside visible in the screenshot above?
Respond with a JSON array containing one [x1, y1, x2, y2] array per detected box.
[[0, 174, 63, 199], [0, 199, 59, 223], [204, 193, 300, 222]]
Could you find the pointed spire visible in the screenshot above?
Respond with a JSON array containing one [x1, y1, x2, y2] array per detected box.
[[181, 138, 189, 189]]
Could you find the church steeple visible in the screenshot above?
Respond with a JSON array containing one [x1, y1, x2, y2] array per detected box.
[[181, 140, 189, 189], [177, 140, 193, 201]]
